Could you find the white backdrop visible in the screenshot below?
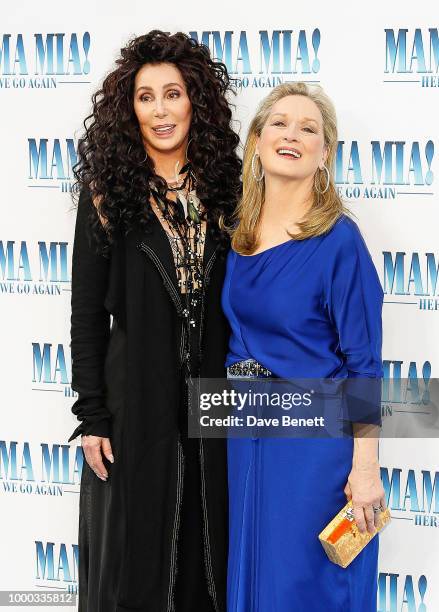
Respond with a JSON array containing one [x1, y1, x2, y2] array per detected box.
[[1, 1, 438, 610]]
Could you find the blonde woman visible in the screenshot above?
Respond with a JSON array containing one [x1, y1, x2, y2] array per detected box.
[[221, 83, 386, 611]]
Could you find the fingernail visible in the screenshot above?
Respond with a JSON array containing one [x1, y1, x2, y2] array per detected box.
[[109, 454, 114, 463]]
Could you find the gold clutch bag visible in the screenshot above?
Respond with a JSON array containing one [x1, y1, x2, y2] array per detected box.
[[318, 500, 391, 568]]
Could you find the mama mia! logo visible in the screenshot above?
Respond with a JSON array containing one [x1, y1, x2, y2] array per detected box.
[[381, 466, 439, 528], [188, 29, 321, 89], [385, 28, 439, 89], [28, 138, 78, 192], [0, 32, 91, 89], [32, 342, 76, 398], [35, 540, 78, 594], [378, 572, 428, 611], [0, 240, 70, 296], [336, 140, 434, 200], [382, 251, 439, 311], [381, 359, 432, 417], [0, 440, 83, 496]]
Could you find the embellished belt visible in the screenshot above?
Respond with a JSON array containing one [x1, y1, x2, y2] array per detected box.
[[227, 358, 273, 378]]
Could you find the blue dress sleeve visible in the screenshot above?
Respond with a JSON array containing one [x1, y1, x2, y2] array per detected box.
[[325, 221, 384, 425]]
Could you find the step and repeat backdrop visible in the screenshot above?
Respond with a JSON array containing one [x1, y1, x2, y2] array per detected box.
[[1, 1, 438, 610]]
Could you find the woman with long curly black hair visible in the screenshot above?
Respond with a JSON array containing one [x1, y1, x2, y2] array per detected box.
[[68, 30, 241, 612]]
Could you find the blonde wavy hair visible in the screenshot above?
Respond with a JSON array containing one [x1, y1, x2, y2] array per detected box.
[[222, 82, 351, 254]]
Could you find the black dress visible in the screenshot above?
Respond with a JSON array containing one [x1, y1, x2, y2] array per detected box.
[[70, 188, 230, 611], [175, 294, 215, 611]]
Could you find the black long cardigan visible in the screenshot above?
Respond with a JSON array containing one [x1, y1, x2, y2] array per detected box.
[[68, 187, 231, 612]]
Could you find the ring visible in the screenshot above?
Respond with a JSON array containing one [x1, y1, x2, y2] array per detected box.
[[372, 505, 382, 513]]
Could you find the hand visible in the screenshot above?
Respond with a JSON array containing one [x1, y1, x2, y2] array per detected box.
[[81, 435, 114, 481], [344, 460, 386, 535]]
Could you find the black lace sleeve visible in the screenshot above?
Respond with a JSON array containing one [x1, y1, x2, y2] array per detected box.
[[68, 187, 112, 442]]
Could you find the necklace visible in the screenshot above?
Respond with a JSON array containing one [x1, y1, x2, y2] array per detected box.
[[149, 162, 205, 293], [149, 162, 206, 375]]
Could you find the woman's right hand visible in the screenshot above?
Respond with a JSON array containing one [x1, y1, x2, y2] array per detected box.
[[81, 435, 114, 481]]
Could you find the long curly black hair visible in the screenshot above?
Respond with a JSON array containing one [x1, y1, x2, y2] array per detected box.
[[72, 29, 242, 256]]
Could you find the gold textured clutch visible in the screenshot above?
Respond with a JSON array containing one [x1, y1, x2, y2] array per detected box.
[[318, 500, 391, 568]]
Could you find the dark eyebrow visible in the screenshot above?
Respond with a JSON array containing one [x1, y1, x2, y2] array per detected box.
[[136, 82, 183, 94]]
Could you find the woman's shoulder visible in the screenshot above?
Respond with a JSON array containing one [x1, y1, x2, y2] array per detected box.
[[317, 213, 383, 291], [323, 213, 371, 257], [327, 213, 361, 240], [321, 214, 383, 294]]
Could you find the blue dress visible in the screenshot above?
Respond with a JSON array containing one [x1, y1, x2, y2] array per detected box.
[[221, 215, 384, 612]]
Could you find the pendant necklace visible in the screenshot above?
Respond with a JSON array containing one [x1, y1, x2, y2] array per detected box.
[[149, 161, 206, 375]]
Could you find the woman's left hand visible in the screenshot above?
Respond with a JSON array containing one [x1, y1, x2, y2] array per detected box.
[[344, 461, 387, 534]]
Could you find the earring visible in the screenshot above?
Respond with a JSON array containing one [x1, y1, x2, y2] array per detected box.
[[315, 164, 330, 194], [251, 152, 264, 181], [141, 149, 148, 163]]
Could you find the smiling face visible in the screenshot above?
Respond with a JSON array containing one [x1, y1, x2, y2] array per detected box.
[[256, 94, 328, 183], [133, 62, 192, 156]]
